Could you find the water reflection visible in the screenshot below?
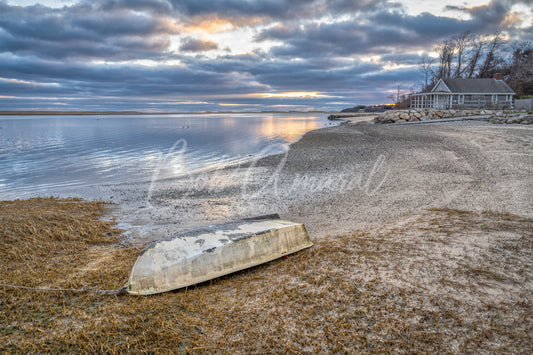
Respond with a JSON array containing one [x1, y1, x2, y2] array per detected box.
[[0, 113, 335, 199], [258, 115, 323, 142]]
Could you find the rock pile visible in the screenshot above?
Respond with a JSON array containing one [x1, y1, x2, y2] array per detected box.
[[374, 109, 498, 124], [487, 113, 533, 125]]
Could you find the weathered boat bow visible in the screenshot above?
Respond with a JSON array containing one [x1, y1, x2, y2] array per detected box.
[[127, 216, 312, 295]]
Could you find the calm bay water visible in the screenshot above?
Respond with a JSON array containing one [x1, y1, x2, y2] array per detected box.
[[0, 113, 335, 199]]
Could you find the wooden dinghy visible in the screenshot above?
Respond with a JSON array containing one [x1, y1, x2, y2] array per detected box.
[[127, 215, 312, 295]]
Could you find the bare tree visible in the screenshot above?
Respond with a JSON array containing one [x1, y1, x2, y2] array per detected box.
[[387, 85, 402, 104], [419, 55, 435, 91], [387, 85, 412, 108], [416, 30, 525, 96], [478, 32, 505, 78], [507, 41, 533, 96], [446, 41, 454, 78], [465, 36, 485, 78], [434, 40, 455, 80], [452, 31, 471, 78], [435, 44, 445, 80]]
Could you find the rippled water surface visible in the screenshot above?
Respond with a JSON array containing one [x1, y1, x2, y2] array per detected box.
[[0, 113, 335, 199]]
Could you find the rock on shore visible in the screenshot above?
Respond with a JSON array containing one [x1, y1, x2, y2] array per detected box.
[[487, 113, 533, 125], [373, 109, 532, 124]]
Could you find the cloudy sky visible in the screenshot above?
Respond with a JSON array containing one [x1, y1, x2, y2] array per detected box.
[[1, 0, 531, 112]]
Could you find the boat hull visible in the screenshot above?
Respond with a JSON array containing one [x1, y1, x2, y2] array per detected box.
[[127, 218, 312, 295]]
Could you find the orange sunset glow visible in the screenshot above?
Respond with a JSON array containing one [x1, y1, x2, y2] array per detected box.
[[250, 92, 332, 99], [258, 116, 322, 142]]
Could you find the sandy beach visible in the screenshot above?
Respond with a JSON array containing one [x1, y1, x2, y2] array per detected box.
[[2, 117, 532, 353], [77, 117, 533, 246]]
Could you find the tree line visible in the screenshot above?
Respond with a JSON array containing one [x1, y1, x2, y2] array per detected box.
[[419, 31, 532, 97]]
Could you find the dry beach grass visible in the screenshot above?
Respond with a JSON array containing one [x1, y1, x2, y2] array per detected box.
[[1, 198, 532, 353]]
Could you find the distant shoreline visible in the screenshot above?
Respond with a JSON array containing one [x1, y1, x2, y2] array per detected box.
[[0, 110, 336, 116]]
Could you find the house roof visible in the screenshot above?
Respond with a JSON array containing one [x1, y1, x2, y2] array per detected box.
[[440, 78, 515, 94]]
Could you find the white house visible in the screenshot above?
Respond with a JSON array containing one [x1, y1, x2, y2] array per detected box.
[[411, 74, 515, 110]]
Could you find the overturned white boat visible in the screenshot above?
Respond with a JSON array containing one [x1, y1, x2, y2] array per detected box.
[[127, 215, 312, 295]]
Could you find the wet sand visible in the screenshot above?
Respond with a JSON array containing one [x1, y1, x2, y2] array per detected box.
[[73, 118, 532, 246]]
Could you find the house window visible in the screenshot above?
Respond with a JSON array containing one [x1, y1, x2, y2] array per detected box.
[[458, 95, 464, 104], [506, 94, 512, 101], [492, 95, 498, 104]]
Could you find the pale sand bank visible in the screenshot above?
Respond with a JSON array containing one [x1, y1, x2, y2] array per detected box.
[[63, 118, 532, 246]]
